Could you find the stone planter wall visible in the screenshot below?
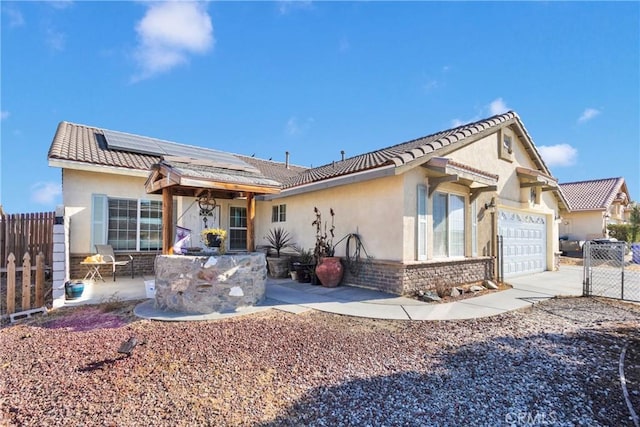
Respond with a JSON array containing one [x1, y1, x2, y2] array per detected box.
[[154, 253, 267, 314]]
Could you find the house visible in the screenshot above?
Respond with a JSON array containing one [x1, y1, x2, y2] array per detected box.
[[48, 111, 568, 297], [559, 177, 632, 242]]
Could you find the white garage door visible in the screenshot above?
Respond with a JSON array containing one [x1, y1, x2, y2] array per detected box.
[[498, 210, 547, 277]]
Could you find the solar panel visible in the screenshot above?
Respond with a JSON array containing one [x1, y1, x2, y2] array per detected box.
[[103, 129, 258, 173]]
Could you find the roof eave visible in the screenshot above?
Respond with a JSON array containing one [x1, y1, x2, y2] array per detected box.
[[48, 158, 150, 178]]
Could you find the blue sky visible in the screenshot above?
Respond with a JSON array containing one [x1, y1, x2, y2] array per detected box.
[[1, 1, 638, 214]]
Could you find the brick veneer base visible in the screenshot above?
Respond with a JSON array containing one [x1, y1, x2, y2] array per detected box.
[[343, 257, 495, 296], [70, 252, 160, 280]]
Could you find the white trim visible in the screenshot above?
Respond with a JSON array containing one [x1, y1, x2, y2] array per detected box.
[[417, 184, 428, 261], [49, 159, 150, 178]]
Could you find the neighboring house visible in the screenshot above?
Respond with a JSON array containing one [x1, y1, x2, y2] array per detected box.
[[48, 111, 568, 296], [559, 177, 632, 241]]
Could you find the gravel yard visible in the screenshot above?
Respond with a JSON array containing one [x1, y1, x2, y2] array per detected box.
[[1, 297, 640, 426]]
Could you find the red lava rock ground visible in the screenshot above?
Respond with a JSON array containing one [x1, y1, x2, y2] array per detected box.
[[2, 295, 640, 426]]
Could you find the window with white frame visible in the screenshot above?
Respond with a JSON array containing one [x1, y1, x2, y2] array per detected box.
[[271, 204, 286, 222], [92, 195, 162, 251], [229, 206, 247, 251], [417, 185, 428, 260], [433, 192, 465, 258]]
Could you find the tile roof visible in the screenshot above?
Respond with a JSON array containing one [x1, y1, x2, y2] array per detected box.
[[281, 111, 520, 188], [47, 121, 301, 183], [49, 111, 552, 198], [48, 121, 160, 171], [559, 177, 627, 210], [236, 155, 308, 184]]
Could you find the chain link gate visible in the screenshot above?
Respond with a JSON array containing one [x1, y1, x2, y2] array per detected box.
[[583, 241, 640, 302]]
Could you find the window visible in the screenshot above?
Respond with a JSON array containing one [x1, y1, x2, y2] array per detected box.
[[229, 206, 247, 251], [91, 195, 162, 251], [499, 130, 514, 161], [433, 192, 465, 258], [139, 200, 163, 250], [503, 135, 513, 153], [108, 198, 138, 250], [271, 204, 287, 222], [417, 185, 428, 260]]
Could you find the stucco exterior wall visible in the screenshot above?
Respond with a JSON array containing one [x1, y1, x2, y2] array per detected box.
[[255, 174, 405, 261], [448, 126, 560, 267], [63, 169, 162, 253], [560, 211, 606, 241]]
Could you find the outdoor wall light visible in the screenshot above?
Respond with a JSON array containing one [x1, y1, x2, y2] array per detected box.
[[484, 198, 496, 210]]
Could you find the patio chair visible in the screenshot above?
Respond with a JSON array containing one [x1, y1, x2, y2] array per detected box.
[[95, 245, 134, 281]]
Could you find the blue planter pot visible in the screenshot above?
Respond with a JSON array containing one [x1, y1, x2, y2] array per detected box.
[[65, 280, 85, 299]]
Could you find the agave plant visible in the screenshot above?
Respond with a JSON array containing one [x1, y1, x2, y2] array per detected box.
[[265, 227, 294, 258]]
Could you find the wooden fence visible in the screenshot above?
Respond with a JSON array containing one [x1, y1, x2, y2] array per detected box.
[[3, 252, 48, 317], [0, 212, 55, 271]]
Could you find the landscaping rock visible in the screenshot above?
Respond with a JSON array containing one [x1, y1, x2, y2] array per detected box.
[[469, 285, 485, 293], [484, 280, 498, 290], [450, 287, 463, 297], [421, 291, 441, 302]]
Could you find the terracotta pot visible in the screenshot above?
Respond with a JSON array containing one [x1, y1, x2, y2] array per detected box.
[[315, 257, 343, 288]]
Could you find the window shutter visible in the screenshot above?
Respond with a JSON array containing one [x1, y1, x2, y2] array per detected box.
[[91, 194, 108, 249], [417, 185, 427, 260]]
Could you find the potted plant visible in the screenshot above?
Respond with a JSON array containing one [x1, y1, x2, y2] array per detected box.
[[265, 227, 294, 278], [292, 246, 315, 283], [201, 228, 227, 254], [312, 207, 343, 287]]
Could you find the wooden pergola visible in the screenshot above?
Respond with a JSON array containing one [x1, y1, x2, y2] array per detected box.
[[144, 157, 281, 254]]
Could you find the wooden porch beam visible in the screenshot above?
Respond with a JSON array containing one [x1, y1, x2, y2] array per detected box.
[[162, 188, 173, 255], [246, 193, 255, 252]]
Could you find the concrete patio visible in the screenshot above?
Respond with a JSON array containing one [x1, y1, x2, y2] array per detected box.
[[62, 266, 586, 321]]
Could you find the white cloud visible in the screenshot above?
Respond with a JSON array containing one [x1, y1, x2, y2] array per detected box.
[[422, 79, 438, 92], [133, 1, 214, 81], [45, 28, 66, 51], [451, 118, 466, 128], [1, 111, 9, 120], [538, 143, 578, 167], [49, 0, 74, 10], [6, 7, 25, 28], [277, 0, 313, 15], [450, 97, 510, 128], [30, 182, 62, 205], [488, 97, 509, 115], [339, 37, 350, 53], [285, 116, 314, 136], [578, 108, 601, 123]]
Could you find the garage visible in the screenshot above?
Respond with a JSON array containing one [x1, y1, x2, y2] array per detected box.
[[498, 210, 547, 277]]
